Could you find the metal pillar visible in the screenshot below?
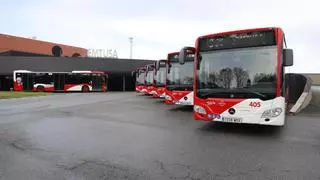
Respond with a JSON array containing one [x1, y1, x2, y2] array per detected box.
[[123, 75, 126, 92]]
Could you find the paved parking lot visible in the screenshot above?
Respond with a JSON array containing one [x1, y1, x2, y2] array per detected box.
[[0, 92, 320, 180]]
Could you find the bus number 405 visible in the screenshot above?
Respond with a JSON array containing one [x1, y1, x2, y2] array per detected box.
[[249, 102, 261, 108]]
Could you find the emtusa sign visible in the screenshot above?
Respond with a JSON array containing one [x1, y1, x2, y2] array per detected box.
[[88, 49, 118, 58]]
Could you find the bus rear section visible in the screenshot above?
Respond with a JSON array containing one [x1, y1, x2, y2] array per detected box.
[[14, 70, 54, 92], [179, 27, 293, 126], [13, 70, 108, 92], [144, 64, 156, 96], [153, 59, 167, 98], [165, 52, 194, 105], [63, 71, 108, 92]]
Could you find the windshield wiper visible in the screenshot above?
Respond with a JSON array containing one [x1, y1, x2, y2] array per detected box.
[[167, 84, 193, 91], [155, 83, 165, 87], [234, 88, 267, 99], [197, 89, 227, 98], [197, 88, 268, 99]]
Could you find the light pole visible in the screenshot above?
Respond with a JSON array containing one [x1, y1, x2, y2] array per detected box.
[[129, 37, 133, 59]]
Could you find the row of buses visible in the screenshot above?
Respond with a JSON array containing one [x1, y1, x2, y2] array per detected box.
[[134, 27, 294, 126]]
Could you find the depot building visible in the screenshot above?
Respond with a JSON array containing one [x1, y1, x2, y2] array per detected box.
[[0, 34, 153, 91]]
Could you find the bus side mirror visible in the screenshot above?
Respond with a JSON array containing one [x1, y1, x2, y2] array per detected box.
[[283, 49, 293, 66], [179, 47, 196, 65], [179, 49, 187, 65], [168, 63, 172, 73], [156, 61, 160, 71]]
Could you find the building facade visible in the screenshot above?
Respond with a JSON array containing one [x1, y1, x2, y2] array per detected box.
[[0, 34, 154, 91], [0, 34, 87, 57]]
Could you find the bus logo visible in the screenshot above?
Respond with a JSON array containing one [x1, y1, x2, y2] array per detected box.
[[228, 108, 236, 115]]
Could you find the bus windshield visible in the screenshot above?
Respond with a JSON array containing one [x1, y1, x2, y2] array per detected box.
[[137, 71, 146, 85], [146, 69, 154, 85], [155, 67, 166, 86], [167, 61, 193, 91], [196, 46, 277, 100]]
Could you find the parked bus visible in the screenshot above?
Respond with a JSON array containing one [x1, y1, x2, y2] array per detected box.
[[179, 27, 293, 126], [153, 59, 167, 98], [13, 70, 108, 92], [144, 64, 156, 95], [136, 67, 147, 94], [164, 52, 195, 105], [133, 68, 144, 93]]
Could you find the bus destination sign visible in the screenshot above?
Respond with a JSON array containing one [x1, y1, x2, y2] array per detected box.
[[198, 30, 276, 51], [169, 54, 195, 63], [159, 61, 166, 67]]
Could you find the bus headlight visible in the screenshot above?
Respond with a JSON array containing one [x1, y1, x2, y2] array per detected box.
[[261, 108, 282, 118], [194, 105, 206, 115]]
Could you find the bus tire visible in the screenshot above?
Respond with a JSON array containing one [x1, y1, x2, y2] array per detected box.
[[36, 86, 45, 92], [81, 85, 89, 92]]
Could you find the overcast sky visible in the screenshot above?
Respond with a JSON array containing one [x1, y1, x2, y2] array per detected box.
[[1, 0, 319, 73]]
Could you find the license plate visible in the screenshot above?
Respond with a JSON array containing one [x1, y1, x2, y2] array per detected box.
[[221, 117, 242, 123], [176, 101, 191, 105]]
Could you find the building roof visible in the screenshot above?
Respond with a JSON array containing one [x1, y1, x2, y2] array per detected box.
[[0, 56, 154, 75], [0, 34, 87, 57]]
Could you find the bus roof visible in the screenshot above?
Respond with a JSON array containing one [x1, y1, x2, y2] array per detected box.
[[138, 66, 146, 71], [167, 52, 179, 58], [13, 70, 107, 74], [13, 70, 32, 73], [198, 27, 281, 39], [145, 64, 155, 70]]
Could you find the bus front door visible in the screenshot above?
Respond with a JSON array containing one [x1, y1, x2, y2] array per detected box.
[[22, 73, 34, 91], [53, 74, 65, 91], [91, 75, 102, 91]]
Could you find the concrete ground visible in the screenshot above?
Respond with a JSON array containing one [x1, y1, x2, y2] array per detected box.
[[0, 92, 319, 180]]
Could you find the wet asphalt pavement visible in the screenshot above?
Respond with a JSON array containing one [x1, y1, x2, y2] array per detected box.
[[0, 92, 320, 180]]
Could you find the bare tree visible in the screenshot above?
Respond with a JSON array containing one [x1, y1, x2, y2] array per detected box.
[[182, 77, 193, 84], [219, 68, 233, 88], [203, 72, 220, 88], [253, 73, 276, 84], [233, 67, 249, 88]]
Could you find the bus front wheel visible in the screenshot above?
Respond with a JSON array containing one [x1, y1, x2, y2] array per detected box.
[[36, 86, 45, 92], [81, 85, 89, 92]]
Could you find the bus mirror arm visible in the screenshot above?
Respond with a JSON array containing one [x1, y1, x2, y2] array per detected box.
[[283, 49, 293, 66], [196, 54, 202, 70]]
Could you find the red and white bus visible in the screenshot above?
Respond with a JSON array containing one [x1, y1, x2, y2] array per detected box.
[[13, 70, 108, 92], [144, 64, 156, 95], [164, 52, 195, 105], [152, 59, 167, 98], [134, 67, 147, 93], [179, 27, 293, 126]]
